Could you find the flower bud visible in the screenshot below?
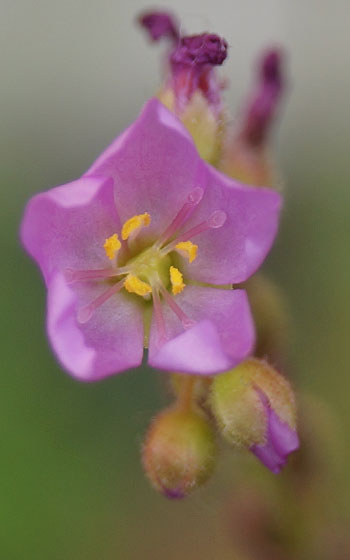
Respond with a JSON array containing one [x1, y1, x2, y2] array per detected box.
[[219, 48, 285, 187], [240, 49, 284, 149], [210, 358, 299, 473], [142, 405, 216, 498]]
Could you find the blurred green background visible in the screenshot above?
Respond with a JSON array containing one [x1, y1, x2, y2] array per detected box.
[[1, 1, 349, 558]]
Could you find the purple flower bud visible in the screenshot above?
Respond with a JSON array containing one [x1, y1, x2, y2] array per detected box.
[[250, 389, 299, 474], [261, 49, 283, 85], [241, 48, 285, 147], [138, 11, 179, 43], [210, 359, 299, 474]]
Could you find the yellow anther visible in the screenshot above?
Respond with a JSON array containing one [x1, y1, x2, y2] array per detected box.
[[104, 233, 121, 260], [169, 266, 185, 295], [175, 241, 198, 263], [121, 213, 151, 241], [124, 274, 152, 297]]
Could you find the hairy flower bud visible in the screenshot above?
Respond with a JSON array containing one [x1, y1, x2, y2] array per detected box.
[[142, 405, 216, 498], [210, 358, 298, 473]]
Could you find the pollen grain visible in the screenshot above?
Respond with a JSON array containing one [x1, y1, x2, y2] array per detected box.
[[121, 213, 151, 241], [175, 241, 198, 263], [124, 274, 152, 297], [170, 266, 185, 295], [104, 233, 121, 260]]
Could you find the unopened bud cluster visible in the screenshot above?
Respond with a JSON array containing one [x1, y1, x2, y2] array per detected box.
[[142, 360, 298, 498]]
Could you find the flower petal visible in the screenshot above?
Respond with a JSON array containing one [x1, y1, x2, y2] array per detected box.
[[46, 272, 144, 381], [179, 165, 282, 284], [148, 286, 255, 375], [85, 98, 207, 243], [21, 176, 120, 284], [251, 406, 299, 474]]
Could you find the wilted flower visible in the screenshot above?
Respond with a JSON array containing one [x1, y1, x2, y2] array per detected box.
[[210, 358, 299, 473], [166, 33, 227, 115], [139, 12, 228, 164], [21, 99, 281, 380], [139, 11, 179, 42]]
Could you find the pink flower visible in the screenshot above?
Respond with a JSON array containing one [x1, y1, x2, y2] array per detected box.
[[21, 99, 281, 381]]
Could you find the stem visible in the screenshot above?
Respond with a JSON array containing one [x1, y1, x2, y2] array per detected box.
[[177, 375, 196, 411]]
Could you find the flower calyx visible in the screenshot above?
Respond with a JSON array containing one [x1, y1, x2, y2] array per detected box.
[[210, 358, 299, 473]]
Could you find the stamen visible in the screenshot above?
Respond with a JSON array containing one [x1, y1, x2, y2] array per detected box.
[[155, 187, 204, 248], [124, 274, 152, 297], [152, 287, 167, 344], [159, 284, 196, 330], [121, 213, 151, 241], [77, 279, 125, 324], [104, 233, 121, 260], [169, 266, 185, 295], [161, 210, 227, 255], [175, 241, 198, 263], [64, 267, 129, 284]]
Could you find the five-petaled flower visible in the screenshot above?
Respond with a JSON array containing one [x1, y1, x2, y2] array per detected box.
[[21, 99, 281, 381]]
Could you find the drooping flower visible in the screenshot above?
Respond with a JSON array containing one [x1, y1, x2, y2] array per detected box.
[[210, 358, 299, 473], [21, 99, 281, 381]]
